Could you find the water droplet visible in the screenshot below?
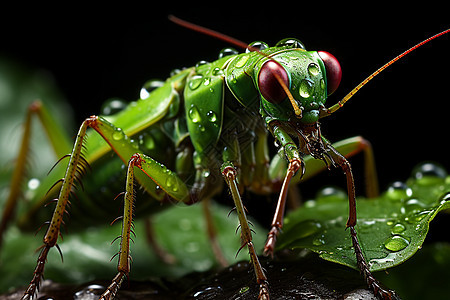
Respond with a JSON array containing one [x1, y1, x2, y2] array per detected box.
[[406, 210, 430, 223], [391, 223, 406, 234], [193, 286, 223, 298], [308, 63, 320, 76], [27, 178, 40, 190], [195, 60, 209, 69], [74, 284, 105, 300], [188, 105, 201, 123], [179, 218, 192, 231], [206, 110, 217, 123], [101, 98, 127, 116], [139, 133, 155, 150], [440, 192, 450, 204], [165, 176, 178, 192], [320, 79, 326, 91], [384, 235, 409, 252], [404, 198, 427, 213], [185, 241, 200, 253], [203, 77, 211, 86], [246, 41, 269, 53], [140, 79, 164, 99], [275, 38, 305, 49], [170, 68, 181, 76], [412, 162, 447, 185], [230, 72, 237, 84], [235, 55, 249, 68], [386, 181, 412, 201], [188, 75, 203, 90], [313, 237, 325, 246], [112, 128, 124, 141], [316, 186, 347, 202], [219, 47, 238, 59], [299, 79, 314, 98], [212, 67, 224, 76]]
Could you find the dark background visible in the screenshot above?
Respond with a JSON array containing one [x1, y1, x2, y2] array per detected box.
[[1, 6, 449, 203]]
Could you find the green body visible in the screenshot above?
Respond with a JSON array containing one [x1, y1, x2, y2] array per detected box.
[[16, 39, 336, 230]]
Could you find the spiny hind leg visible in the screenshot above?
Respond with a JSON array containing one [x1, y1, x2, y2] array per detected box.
[[221, 162, 269, 300], [21, 115, 91, 300], [21, 115, 191, 299]]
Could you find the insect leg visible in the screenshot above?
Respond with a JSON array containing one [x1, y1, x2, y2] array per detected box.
[[326, 145, 399, 300], [263, 123, 304, 256], [303, 136, 378, 198], [99, 153, 141, 300], [221, 161, 269, 300], [263, 158, 303, 257], [1, 100, 72, 249], [269, 136, 379, 198], [201, 197, 229, 267], [22, 115, 91, 300], [144, 218, 176, 264]]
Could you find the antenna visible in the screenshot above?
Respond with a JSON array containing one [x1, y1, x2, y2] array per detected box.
[[321, 28, 450, 118]]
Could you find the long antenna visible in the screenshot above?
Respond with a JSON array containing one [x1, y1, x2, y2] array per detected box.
[[321, 28, 450, 117], [169, 15, 251, 51]]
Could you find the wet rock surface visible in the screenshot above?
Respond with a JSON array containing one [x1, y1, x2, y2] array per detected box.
[[1, 251, 375, 300]]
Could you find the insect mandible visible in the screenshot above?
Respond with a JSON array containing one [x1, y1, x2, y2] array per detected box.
[[1, 15, 449, 300]]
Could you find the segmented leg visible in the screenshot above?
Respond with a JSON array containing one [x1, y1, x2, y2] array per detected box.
[[21, 115, 193, 299], [281, 136, 379, 198], [221, 162, 269, 300], [327, 145, 399, 300], [263, 158, 303, 256], [1, 101, 72, 249], [100, 153, 141, 300], [202, 197, 229, 267], [21, 116, 92, 300], [144, 218, 176, 265]]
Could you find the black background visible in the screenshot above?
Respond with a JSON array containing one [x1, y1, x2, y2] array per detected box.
[[1, 6, 449, 203]]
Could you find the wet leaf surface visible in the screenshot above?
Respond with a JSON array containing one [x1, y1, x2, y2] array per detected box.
[[277, 162, 450, 272], [2, 164, 450, 299]]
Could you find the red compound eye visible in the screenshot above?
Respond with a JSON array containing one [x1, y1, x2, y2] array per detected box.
[[318, 51, 342, 95], [258, 60, 290, 103]]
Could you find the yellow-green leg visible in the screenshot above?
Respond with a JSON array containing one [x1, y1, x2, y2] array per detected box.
[[21, 116, 191, 300], [221, 161, 269, 300], [0, 100, 72, 249]]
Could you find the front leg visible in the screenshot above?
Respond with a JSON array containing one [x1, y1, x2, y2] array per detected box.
[[326, 145, 399, 300], [264, 123, 304, 257]]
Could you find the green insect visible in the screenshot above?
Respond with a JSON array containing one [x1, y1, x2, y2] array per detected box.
[[1, 16, 449, 300]]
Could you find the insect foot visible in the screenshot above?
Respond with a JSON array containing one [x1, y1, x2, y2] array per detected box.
[[350, 227, 401, 300], [258, 282, 270, 300]]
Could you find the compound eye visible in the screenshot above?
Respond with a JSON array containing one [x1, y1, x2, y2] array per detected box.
[[318, 51, 342, 95], [258, 60, 290, 103]]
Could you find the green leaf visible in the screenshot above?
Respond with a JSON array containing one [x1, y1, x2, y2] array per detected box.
[[277, 162, 450, 272], [0, 202, 265, 293]]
